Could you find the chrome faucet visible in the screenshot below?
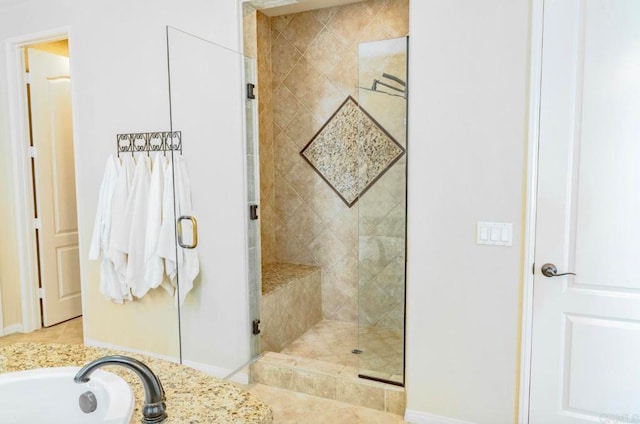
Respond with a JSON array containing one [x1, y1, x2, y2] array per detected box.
[[74, 355, 167, 424]]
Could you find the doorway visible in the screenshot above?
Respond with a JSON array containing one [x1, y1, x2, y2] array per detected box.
[[525, 1, 640, 422], [25, 39, 82, 328], [5, 30, 81, 334]]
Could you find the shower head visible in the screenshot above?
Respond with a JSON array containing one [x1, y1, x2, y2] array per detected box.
[[382, 73, 406, 87], [371, 78, 405, 95], [360, 73, 407, 99]]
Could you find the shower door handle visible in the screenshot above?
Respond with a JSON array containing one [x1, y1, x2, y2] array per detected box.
[[177, 215, 198, 249]]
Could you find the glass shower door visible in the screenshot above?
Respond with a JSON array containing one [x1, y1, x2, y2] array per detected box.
[[357, 37, 408, 385], [166, 27, 260, 376]]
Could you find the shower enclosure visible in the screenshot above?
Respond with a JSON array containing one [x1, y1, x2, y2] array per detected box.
[[357, 37, 408, 385], [78, 27, 260, 376], [159, 26, 407, 386], [165, 27, 261, 374]]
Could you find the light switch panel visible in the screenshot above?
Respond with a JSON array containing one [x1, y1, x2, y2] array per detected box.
[[477, 222, 513, 246]]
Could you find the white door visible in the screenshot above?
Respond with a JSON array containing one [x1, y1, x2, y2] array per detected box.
[[530, 1, 640, 422], [28, 48, 82, 327]]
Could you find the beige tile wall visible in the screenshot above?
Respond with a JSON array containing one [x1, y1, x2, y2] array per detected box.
[[256, 11, 278, 264], [261, 265, 322, 352], [256, 0, 409, 323]]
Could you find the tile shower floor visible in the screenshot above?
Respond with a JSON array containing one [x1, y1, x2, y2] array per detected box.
[[280, 319, 404, 382]]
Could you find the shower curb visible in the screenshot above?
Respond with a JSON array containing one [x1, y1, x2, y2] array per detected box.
[[250, 352, 405, 415]]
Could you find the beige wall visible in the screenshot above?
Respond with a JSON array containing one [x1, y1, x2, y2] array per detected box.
[[0, 170, 22, 329], [405, 0, 530, 422], [0, 0, 244, 360], [260, 0, 409, 323]]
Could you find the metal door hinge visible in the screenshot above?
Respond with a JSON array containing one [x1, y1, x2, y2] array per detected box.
[[33, 218, 42, 230], [29, 146, 37, 158], [247, 83, 256, 100], [252, 319, 261, 335], [24, 72, 31, 84], [38, 287, 45, 299], [249, 204, 259, 220]]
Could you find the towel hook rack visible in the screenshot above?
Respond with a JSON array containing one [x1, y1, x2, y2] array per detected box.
[[116, 131, 182, 158]]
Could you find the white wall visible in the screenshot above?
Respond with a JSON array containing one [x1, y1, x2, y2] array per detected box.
[[0, 0, 249, 368], [405, 1, 530, 423]]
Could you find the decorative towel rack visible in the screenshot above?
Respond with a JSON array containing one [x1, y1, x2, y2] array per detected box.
[[116, 131, 182, 157]]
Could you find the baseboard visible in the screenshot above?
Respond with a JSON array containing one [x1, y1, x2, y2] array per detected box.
[[84, 338, 181, 364], [2, 323, 24, 337], [182, 359, 249, 385], [404, 410, 478, 424], [83, 338, 248, 384]]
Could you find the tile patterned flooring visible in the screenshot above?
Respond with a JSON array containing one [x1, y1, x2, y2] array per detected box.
[[0, 317, 406, 423], [280, 319, 404, 383], [0, 316, 84, 347], [281, 319, 359, 367]]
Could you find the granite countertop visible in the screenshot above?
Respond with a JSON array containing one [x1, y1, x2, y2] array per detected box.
[[0, 343, 272, 423]]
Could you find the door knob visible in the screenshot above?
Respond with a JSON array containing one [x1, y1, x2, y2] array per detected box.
[[541, 263, 576, 278]]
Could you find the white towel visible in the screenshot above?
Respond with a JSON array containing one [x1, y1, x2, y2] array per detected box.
[[174, 155, 199, 306], [108, 154, 136, 301], [125, 155, 152, 298], [157, 156, 199, 305], [88, 155, 125, 303], [89, 155, 118, 260], [143, 153, 168, 292], [157, 159, 177, 296]]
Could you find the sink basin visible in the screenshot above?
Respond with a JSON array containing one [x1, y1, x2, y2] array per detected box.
[[0, 366, 134, 423]]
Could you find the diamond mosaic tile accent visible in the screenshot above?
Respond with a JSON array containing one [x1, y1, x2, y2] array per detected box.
[[300, 96, 405, 207]]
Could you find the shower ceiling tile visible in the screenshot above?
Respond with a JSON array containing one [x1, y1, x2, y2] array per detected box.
[[300, 96, 405, 207]]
